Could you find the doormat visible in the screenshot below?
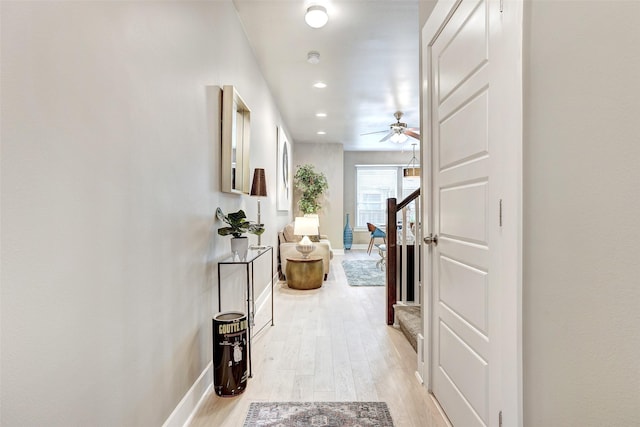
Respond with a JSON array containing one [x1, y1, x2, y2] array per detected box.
[[243, 401, 393, 426], [341, 259, 385, 286]]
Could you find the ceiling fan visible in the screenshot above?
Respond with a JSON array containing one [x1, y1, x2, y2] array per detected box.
[[361, 111, 420, 143]]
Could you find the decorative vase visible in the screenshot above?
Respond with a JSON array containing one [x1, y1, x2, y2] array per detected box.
[[230, 236, 249, 261], [343, 213, 353, 250]]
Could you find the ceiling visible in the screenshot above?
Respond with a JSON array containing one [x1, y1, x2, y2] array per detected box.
[[233, 1, 421, 152]]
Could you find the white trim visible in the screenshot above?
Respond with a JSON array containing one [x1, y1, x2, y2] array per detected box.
[[347, 244, 368, 250], [163, 274, 278, 427], [416, 333, 425, 385], [254, 275, 275, 315], [429, 392, 453, 427], [161, 361, 212, 427]]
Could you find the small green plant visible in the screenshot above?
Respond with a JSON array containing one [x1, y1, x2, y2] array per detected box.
[[294, 164, 328, 215], [216, 208, 264, 238]]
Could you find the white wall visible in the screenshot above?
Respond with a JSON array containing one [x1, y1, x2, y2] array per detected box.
[[293, 143, 344, 249], [523, 1, 640, 425], [0, 1, 290, 425]]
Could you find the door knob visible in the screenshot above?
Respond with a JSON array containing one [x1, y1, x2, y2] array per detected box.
[[423, 234, 438, 246]]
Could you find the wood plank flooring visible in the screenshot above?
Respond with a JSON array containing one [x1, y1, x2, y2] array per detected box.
[[188, 250, 449, 427]]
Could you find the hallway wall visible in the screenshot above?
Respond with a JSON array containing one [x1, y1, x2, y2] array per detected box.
[[292, 143, 344, 249], [523, 1, 640, 424], [1, 1, 290, 425]]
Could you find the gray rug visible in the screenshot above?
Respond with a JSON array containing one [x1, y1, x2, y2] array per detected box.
[[341, 259, 385, 287], [243, 401, 394, 426]]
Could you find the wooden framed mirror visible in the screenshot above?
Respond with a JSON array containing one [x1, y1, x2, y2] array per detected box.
[[221, 85, 251, 194]]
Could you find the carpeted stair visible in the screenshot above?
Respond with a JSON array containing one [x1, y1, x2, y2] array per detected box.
[[394, 305, 421, 352]]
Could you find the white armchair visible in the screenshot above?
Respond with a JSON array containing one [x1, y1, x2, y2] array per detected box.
[[278, 222, 333, 280]]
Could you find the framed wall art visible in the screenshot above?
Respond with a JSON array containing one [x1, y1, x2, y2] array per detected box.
[[276, 126, 292, 211]]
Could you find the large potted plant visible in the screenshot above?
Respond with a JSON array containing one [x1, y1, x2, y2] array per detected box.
[[216, 208, 264, 259], [293, 164, 328, 215]]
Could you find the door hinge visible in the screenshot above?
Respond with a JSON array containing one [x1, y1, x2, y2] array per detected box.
[[499, 199, 503, 227], [499, 410, 503, 427]]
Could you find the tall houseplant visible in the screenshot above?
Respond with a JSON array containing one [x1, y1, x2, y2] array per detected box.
[[293, 164, 328, 215]]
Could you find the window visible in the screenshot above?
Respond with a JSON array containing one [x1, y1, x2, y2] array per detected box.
[[356, 167, 396, 228], [355, 166, 420, 229]]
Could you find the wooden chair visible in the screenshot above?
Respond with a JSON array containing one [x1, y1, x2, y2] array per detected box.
[[366, 223, 387, 255]]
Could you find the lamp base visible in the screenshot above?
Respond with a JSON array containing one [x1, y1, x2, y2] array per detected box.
[[296, 236, 316, 258], [295, 244, 315, 258]]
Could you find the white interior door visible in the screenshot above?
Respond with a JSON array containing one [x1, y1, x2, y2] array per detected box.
[[421, 0, 522, 425]]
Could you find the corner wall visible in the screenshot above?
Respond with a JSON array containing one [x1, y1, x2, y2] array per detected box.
[[293, 143, 344, 249], [0, 1, 290, 424], [523, 1, 640, 424]]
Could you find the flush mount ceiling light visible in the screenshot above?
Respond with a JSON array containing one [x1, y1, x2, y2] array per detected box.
[[313, 81, 327, 89], [317, 131, 326, 135], [315, 112, 327, 117], [307, 51, 320, 64], [305, 5, 329, 28]]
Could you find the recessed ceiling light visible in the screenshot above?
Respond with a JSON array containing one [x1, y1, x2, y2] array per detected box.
[[316, 112, 327, 117], [317, 131, 326, 135], [307, 51, 320, 64], [313, 82, 327, 89], [305, 5, 329, 29]]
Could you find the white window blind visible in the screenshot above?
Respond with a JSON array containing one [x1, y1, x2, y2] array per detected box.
[[355, 166, 421, 229], [355, 167, 397, 228]]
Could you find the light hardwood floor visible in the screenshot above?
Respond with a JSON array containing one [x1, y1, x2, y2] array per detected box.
[[189, 250, 449, 427]]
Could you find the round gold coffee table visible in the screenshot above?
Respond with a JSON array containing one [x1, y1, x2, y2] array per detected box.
[[285, 257, 323, 290]]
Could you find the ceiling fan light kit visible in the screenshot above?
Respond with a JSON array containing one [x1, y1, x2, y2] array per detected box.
[[361, 111, 420, 143], [391, 133, 408, 143], [305, 5, 329, 28]]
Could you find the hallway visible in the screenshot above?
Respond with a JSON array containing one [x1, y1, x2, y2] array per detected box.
[[189, 250, 448, 426]]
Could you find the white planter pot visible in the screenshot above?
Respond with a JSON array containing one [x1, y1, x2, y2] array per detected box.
[[230, 236, 249, 261]]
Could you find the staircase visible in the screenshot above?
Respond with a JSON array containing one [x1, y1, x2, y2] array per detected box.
[[394, 305, 421, 352]]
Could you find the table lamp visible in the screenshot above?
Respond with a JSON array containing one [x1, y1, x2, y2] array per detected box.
[[293, 216, 318, 258], [250, 168, 267, 248]]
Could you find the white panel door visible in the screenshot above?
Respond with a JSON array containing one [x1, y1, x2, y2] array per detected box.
[[423, 0, 505, 425]]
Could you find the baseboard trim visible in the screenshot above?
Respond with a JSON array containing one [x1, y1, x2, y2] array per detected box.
[[163, 274, 278, 427], [347, 244, 369, 250], [254, 274, 276, 314], [162, 361, 212, 427], [429, 392, 453, 427]]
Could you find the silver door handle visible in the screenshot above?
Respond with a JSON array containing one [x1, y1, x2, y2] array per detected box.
[[423, 234, 438, 246]]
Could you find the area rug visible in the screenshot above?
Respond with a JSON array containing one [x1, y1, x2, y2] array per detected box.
[[341, 259, 385, 286], [243, 401, 394, 426]]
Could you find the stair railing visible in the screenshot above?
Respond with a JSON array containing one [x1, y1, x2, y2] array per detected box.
[[386, 188, 421, 325]]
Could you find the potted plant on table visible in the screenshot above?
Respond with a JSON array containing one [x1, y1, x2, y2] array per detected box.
[[216, 208, 264, 260], [293, 164, 328, 215]]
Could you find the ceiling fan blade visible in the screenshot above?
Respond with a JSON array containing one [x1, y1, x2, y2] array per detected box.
[[379, 132, 393, 142], [405, 130, 420, 140], [360, 130, 389, 136], [407, 127, 420, 133]]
